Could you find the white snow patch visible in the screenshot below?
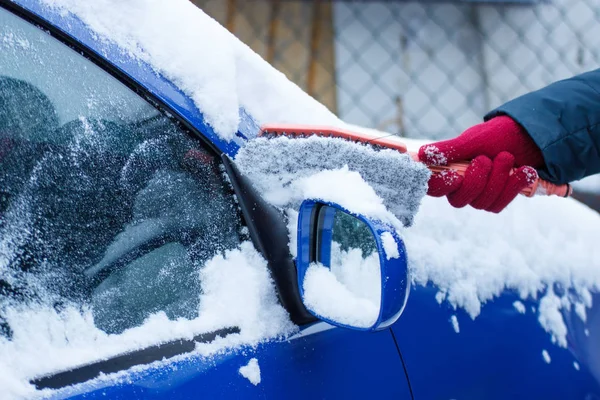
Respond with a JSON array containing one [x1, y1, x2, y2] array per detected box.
[[435, 291, 446, 304], [542, 350, 551, 364], [286, 208, 299, 259], [0, 242, 295, 399], [537, 290, 568, 347], [330, 242, 381, 303], [297, 168, 390, 220], [40, 0, 343, 140], [381, 232, 400, 260], [450, 315, 460, 333], [574, 361, 580, 371], [575, 303, 587, 322], [404, 193, 600, 348], [303, 262, 379, 328], [239, 358, 261, 386], [513, 301, 526, 314], [303, 235, 381, 327]]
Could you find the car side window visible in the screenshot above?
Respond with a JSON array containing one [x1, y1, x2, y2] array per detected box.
[[0, 7, 242, 336]]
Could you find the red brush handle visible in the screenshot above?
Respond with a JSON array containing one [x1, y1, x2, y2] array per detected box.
[[409, 153, 572, 198]]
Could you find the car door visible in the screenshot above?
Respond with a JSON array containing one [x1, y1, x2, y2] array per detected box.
[[0, 3, 411, 399], [392, 286, 600, 399]]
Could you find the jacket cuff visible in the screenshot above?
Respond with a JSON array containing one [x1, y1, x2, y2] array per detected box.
[[483, 106, 565, 183]]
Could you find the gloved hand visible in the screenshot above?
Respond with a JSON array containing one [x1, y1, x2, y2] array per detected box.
[[418, 115, 544, 213]]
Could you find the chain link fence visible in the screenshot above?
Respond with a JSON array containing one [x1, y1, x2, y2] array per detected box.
[[192, 0, 600, 141]]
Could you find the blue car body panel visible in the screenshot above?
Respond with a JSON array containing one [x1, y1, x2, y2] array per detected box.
[[50, 327, 411, 400], [5, 1, 600, 398], [394, 286, 600, 399]]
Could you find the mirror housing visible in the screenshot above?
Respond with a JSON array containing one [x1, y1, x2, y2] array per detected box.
[[296, 199, 410, 331]]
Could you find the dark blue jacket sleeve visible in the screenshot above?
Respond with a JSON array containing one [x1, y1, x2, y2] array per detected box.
[[485, 69, 600, 184]]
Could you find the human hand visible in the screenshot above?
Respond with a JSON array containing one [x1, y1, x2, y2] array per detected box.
[[418, 116, 544, 213]]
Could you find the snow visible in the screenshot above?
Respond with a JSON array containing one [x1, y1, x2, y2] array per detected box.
[[0, 242, 295, 399], [574, 361, 580, 371], [286, 208, 299, 258], [513, 301, 526, 314], [542, 350, 551, 364], [381, 232, 400, 260], [41, 0, 343, 141], [404, 189, 600, 348], [296, 168, 392, 221], [450, 315, 460, 333], [239, 358, 261, 386], [234, 135, 430, 227], [303, 262, 379, 328], [575, 303, 587, 322], [302, 238, 381, 328], [330, 242, 381, 304]]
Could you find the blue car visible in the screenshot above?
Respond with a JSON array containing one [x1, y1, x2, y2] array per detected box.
[[0, 1, 599, 399]]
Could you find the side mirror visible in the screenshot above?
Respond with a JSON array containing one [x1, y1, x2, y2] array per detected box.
[[296, 199, 410, 331]]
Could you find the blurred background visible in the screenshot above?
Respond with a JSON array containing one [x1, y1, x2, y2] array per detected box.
[[191, 0, 600, 204]]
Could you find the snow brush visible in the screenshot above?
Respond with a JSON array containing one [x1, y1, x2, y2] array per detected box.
[[234, 126, 430, 227], [258, 124, 572, 198]]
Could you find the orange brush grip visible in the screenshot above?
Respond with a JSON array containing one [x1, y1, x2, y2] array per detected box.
[[259, 124, 408, 153]]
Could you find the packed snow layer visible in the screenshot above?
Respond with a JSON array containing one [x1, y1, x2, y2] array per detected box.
[[239, 358, 261, 386], [0, 242, 295, 399], [40, 0, 344, 141], [381, 232, 400, 260], [234, 135, 430, 227], [542, 349, 551, 364], [303, 241, 381, 328], [330, 243, 381, 305], [303, 263, 379, 328], [450, 315, 460, 333], [404, 194, 600, 347], [513, 301, 526, 314]]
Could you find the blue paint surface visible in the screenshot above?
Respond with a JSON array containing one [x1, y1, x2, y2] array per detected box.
[[52, 327, 411, 400], [393, 285, 600, 399]]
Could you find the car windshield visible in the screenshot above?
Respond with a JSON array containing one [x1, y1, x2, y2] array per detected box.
[[0, 6, 242, 337]]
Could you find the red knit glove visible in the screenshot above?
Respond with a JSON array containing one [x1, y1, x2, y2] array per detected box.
[[418, 116, 545, 213]]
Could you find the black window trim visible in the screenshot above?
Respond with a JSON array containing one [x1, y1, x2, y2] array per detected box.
[[221, 156, 316, 326], [31, 327, 240, 390]]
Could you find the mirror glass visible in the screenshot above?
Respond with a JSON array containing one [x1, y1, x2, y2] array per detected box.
[[302, 206, 382, 328]]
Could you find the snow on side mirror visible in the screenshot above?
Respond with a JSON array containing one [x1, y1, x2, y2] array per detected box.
[[296, 199, 410, 331]]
